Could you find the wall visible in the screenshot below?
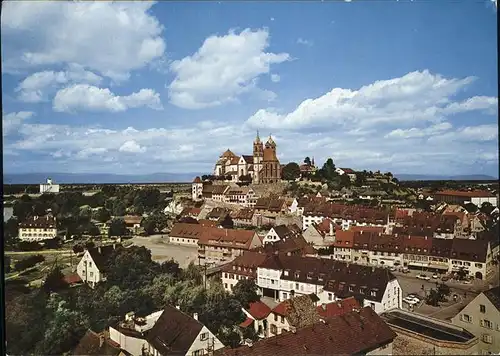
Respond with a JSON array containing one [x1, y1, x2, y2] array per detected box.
[[471, 197, 497, 207], [109, 327, 147, 356], [391, 330, 478, 355], [366, 342, 393, 356], [263, 228, 280, 244], [169, 236, 198, 246], [76, 250, 103, 288], [451, 293, 500, 354], [18, 227, 58, 241], [185, 326, 225, 355]]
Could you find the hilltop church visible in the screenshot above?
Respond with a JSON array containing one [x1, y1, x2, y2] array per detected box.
[[213, 133, 281, 184]]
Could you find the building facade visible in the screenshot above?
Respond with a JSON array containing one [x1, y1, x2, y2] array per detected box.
[[18, 215, 57, 242]]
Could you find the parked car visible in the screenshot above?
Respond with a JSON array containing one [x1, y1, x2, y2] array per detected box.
[[389, 266, 397, 272], [407, 294, 421, 301], [403, 296, 420, 305], [432, 274, 438, 279], [417, 274, 431, 281]]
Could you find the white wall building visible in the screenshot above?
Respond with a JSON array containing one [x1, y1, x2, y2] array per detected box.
[[18, 215, 57, 242], [77, 244, 119, 288], [40, 178, 60, 194]]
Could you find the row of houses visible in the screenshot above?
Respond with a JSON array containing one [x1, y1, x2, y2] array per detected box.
[[220, 252, 402, 315], [304, 221, 499, 280]]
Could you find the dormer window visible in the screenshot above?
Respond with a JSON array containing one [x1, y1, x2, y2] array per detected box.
[[295, 271, 300, 279], [284, 270, 289, 276], [307, 272, 313, 280], [232, 266, 236, 270], [318, 273, 325, 281], [371, 291, 376, 297]]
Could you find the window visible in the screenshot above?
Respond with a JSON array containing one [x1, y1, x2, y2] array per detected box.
[[274, 314, 278, 322], [281, 316, 285, 323], [224, 283, 228, 289], [295, 283, 299, 290], [482, 334, 492, 344], [480, 304, 486, 313], [371, 291, 376, 297], [200, 332, 208, 341], [270, 324, 277, 335], [193, 350, 204, 356], [88, 261, 92, 267], [370, 303, 375, 309], [475, 263, 483, 268], [462, 314, 472, 323], [328, 293, 333, 301], [283, 293, 288, 299], [481, 320, 494, 329], [90, 272, 94, 277]]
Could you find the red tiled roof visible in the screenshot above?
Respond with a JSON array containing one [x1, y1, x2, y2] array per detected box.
[[350, 225, 385, 234], [240, 317, 254, 328], [221, 251, 270, 277], [215, 307, 396, 356], [339, 168, 355, 174], [170, 223, 203, 240], [247, 301, 271, 320], [333, 230, 354, 248], [63, 273, 82, 285], [317, 297, 360, 318], [198, 227, 258, 249]]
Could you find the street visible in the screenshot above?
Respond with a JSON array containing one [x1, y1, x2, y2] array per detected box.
[[130, 235, 198, 268]]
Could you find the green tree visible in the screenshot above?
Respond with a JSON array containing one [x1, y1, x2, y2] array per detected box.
[[42, 266, 69, 294], [105, 246, 157, 290], [4, 217, 19, 245], [319, 158, 337, 182], [112, 200, 126, 216], [94, 208, 111, 223], [304, 157, 311, 165], [464, 203, 478, 214], [480, 202, 495, 215], [437, 283, 451, 302], [340, 173, 351, 188], [425, 288, 441, 307], [232, 279, 259, 308], [282, 162, 301, 181], [108, 218, 127, 237]]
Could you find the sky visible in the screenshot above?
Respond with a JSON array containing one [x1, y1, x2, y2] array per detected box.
[[2, 0, 498, 177]]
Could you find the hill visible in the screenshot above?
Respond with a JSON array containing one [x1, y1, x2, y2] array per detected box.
[[395, 174, 497, 181]]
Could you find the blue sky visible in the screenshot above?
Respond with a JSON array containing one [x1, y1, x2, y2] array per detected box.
[[2, 0, 498, 176]]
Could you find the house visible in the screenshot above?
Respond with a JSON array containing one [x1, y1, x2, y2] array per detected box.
[[257, 254, 402, 314], [254, 197, 288, 218], [73, 330, 125, 356], [145, 305, 224, 356], [109, 310, 164, 356], [178, 207, 202, 219], [163, 200, 184, 216], [123, 215, 143, 234], [433, 190, 498, 206], [18, 214, 57, 242], [77, 244, 120, 288], [267, 294, 321, 336], [383, 309, 479, 355], [316, 296, 361, 319], [451, 286, 500, 355], [253, 235, 316, 257], [40, 177, 60, 194], [197, 227, 262, 265], [169, 223, 203, 246], [206, 207, 230, 222], [192, 176, 204, 201], [335, 167, 357, 181], [62, 272, 83, 287], [302, 218, 336, 248], [240, 301, 272, 339], [262, 224, 302, 244], [224, 186, 258, 207], [221, 251, 270, 292], [215, 307, 397, 356], [230, 208, 254, 227]]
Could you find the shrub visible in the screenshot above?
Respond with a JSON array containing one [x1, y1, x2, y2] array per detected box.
[[14, 255, 45, 271]]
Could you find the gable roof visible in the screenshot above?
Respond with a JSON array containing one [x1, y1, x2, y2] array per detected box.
[[170, 223, 203, 240], [317, 297, 361, 318], [255, 235, 316, 256], [19, 214, 56, 228], [146, 305, 204, 355], [216, 307, 396, 356], [198, 227, 258, 250], [246, 301, 272, 320], [72, 330, 122, 356], [483, 286, 500, 311], [271, 225, 302, 240], [87, 244, 121, 272], [221, 251, 270, 277]]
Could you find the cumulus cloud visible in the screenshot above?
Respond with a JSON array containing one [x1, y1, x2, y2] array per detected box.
[[52, 84, 163, 113], [2, 1, 165, 81], [385, 122, 453, 139], [246, 70, 497, 130], [168, 28, 290, 109], [3, 111, 35, 136], [119, 140, 147, 153], [16, 64, 103, 103], [270, 74, 281, 83]]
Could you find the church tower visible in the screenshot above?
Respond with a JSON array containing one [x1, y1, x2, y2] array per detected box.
[[253, 131, 264, 183]]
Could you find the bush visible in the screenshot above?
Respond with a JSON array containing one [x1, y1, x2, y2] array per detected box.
[[17, 241, 43, 251], [14, 255, 45, 271]]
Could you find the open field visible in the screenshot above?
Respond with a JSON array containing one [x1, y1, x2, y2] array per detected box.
[[130, 235, 199, 268]]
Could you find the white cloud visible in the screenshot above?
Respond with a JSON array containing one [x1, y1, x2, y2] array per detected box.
[[119, 140, 147, 153], [52, 84, 163, 113], [16, 64, 103, 103], [2, 111, 35, 136], [168, 28, 290, 109], [428, 124, 498, 142], [385, 122, 453, 139], [297, 38, 313, 46], [2, 1, 165, 81], [270, 74, 281, 83], [246, 70, 497, 130]]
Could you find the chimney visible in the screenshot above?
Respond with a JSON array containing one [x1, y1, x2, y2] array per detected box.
[[193, 313, 198, 321], [99, 334, 105, 348]]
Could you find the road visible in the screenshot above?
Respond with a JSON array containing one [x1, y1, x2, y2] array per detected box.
[[5, 249, 74, 256], [130, 235, 198, 268]]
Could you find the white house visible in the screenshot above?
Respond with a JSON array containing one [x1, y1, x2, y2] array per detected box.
[[40, 178, 60, 194], [18, 214, 58, 242], [169, 223, 203, 246], [110, 310, 164, 356], [77, 244, 120, 288], [256, 254, 402, 314], [145, 305, 224, 356], [335, 168, 357, 181], [164, 199, 184, 216], [240, 301, 272, 339], [262, 224, 302, 245], [192, 177, 204, 201]]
